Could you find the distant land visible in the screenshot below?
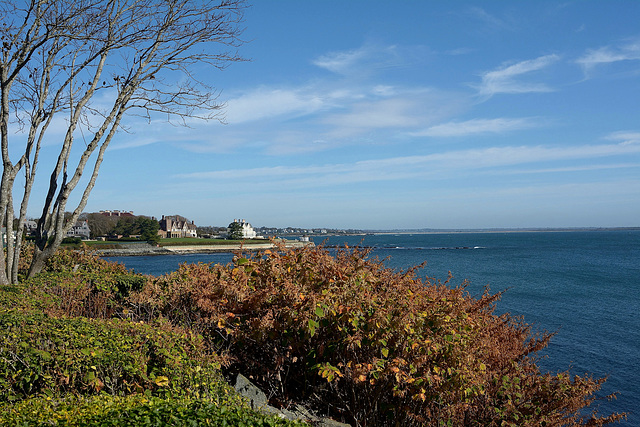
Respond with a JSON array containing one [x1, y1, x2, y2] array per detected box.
[[253, 226, 640, 237], [365, 227, 640, 234]]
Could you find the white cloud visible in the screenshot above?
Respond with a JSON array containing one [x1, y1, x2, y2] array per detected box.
[[324, 98, 423, 130], [313, 46, 373, 74], [181, 82, 467, 155], [224, 87, 327, 124], [475, 54, 560, 98], [176, 141, 640, 190], [110, 136, 159, 150], [322, 89, 467, 139], [577, 39, 640, 75], [410, 117, 539, 137], [312, 43, 425, 76], [605, 130, 640, 145], [493, 162, 640, 175]]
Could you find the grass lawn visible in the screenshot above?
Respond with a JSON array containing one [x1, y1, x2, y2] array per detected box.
[[58, 238, 284, 250], [158, 238, 276, 246]]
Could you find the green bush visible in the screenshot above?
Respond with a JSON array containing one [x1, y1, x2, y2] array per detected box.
[[1, 248, 310, 426], [42, 246, 130, 275], [0, 311, 228, 402], [8, 247, 148, 318], [0, 284, 55, 314], [61, 237, 83, 245], [131, 243, 625, 426], [0, 394, 307, 426]]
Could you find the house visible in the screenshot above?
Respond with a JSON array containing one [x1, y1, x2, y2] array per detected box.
[[66, 220, 91, 240], [99, 210, 135, 217], [158, 215, 197, 238], [24, 220, 38, 236], [228, 219, 261, 239]]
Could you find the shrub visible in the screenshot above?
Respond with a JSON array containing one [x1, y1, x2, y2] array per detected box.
[[62, 237, 83, 245], [16, 271, 146, 318], [130, 243, 625, 426], [10, 247, 148, 318], [0, 311, 228, 402], [0, 394, 308, 426], [42, 245, 129, 275], [17, 244, 131, 279], [0, 283, 55, 314]]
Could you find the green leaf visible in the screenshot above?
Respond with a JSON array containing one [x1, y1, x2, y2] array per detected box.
[[154, 376, 169, 387], [308, 319, 318, 337]]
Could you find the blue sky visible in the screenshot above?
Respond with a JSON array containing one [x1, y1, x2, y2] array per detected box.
[[43, 1, 640, 229]]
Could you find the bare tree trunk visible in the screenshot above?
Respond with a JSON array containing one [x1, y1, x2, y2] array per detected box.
[[2, 0, 246, 282], [5, 192, 15, 281], [0, 67, 14, 285]]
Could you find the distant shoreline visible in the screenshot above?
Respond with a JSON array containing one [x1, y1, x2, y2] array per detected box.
[[97, 228, 639, 257], [99, 241, 312, 257], [363, 227, 640, 235]]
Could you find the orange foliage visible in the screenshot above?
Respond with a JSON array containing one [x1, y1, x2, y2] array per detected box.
[[130, 242, 625, 426]]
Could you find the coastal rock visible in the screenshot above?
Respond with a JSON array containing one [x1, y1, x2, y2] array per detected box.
[[97, 242, 172, 257], [234, 373, 270, 411], [97, 241, 314, 256], [234, 374, 351, 427]]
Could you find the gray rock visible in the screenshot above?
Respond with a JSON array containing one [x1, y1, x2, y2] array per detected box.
[[233, 374, 351, 426], [234, 373, 269, 411]]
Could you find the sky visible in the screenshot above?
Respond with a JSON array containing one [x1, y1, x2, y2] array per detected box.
[[30, 1, 640, 229]]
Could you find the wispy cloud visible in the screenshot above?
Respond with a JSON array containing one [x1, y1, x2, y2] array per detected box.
[[321, 88, 467, 139], [409, 117, 539, 137], [494, 162, 640, 175], [110, 136, 159, 150], [176, 141, 640, 190], [605, 130, 640, 145], [466, 7, 511, 31], [224, 87, 328, 124], [576, 38, 640, 75], [323, 97, 425, 133], [475, 54, 560, 99], [312, 43, 427, 76], [179, 81, 467, 155]]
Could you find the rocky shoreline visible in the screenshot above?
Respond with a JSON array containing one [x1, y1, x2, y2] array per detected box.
[[97, 241, 313, 257]]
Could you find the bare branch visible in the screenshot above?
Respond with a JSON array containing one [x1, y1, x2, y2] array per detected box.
[[0, 0, 247, 281]]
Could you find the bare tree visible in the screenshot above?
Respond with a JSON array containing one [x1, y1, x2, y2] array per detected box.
[[0, 0, 246, 283]]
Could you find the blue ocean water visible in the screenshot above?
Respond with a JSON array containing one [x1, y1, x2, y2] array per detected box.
[[106, 230, 639, 424]]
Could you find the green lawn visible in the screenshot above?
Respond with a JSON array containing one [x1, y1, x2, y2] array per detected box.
[[158, 238, 275, 246], [59, 238, 281, 249]]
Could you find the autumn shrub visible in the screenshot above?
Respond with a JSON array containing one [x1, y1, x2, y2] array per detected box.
[[131, 243, 625, 426], [0, 311, 228, 402]]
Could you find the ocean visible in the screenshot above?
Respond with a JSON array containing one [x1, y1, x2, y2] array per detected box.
[[105, 230, 639, 425]]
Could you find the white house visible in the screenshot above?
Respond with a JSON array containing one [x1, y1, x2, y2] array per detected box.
[[229, 219, 262, 239]]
